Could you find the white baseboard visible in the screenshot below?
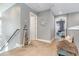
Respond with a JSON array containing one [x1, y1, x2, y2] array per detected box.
[[37, 39, 51, 43], [16, 43, 23, 47]]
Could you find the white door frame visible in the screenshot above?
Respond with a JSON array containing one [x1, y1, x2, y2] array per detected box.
[[29, 12, 37, 42]]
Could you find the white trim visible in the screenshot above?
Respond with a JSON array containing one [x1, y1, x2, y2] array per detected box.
[[29, 12, 37, 41], [16, 43, 22, 47], [37, 39, 51, 43]]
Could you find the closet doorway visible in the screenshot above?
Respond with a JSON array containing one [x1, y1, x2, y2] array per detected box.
[[29, 12, 37, 42]]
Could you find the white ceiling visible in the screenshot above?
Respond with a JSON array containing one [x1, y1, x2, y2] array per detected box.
[[0, 3, 79, 15], [51, 3, 79, 15], [26, 3, 79, 15], [26, 3, 54, 12]]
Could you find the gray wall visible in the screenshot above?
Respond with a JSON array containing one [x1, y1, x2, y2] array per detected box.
[[67, 13, 79, 27], [37, 10, 54, 41], [2, 4, 21, 50], [67, 13, 79, 48], [2, 4, 21, 36]]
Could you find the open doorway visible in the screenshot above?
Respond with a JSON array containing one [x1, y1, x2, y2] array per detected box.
[[29, 12, 37, 42]]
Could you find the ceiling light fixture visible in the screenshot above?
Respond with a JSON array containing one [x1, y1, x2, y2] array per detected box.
[[59, 11, 63, 15]]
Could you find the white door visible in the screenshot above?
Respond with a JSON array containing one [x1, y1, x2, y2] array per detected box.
[[30, 12, 37, 41]]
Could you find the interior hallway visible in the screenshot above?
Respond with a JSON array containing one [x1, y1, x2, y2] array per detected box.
[[0, 39, 58, 56]]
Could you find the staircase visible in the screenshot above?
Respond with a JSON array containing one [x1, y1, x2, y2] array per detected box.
[[0, 29, 20, 53]]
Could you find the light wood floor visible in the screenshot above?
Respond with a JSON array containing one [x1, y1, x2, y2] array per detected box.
[[0, 40, 58, 56]]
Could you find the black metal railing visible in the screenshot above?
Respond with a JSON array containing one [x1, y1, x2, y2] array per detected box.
[[0, 29, 20, 51]]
